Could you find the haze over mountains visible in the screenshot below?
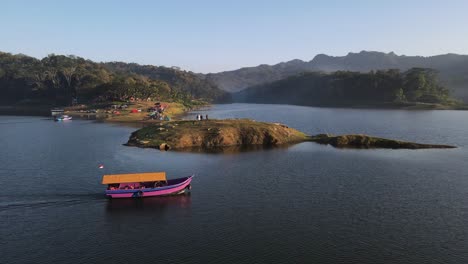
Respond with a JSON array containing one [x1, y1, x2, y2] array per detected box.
[[204, 51, 468, 101]]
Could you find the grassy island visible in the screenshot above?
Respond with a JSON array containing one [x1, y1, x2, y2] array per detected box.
[[125, 119, 456, 151], [126, 119, 309, 150]]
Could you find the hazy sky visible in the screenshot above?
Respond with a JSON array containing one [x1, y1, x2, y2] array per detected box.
[[1, 0, 468, 73]]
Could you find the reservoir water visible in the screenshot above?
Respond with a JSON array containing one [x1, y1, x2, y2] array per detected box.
[[2, 103, 468, 263]]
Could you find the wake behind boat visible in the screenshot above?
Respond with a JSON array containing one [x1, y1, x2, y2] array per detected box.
[[102, 172, 193, 199]]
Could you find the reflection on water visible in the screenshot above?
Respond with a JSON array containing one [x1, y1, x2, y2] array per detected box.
[[106, 194, 191, 213], [71, 113, 108, 120], [178, 143, 295, 154]]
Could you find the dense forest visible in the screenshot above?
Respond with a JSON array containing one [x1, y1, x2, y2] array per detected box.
[[0, 51, 229, 106], [234, 68, 459, 107], [103, 62, 228, 102]]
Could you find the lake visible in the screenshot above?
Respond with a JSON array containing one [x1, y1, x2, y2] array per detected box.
[[1, 103, 468, 264]]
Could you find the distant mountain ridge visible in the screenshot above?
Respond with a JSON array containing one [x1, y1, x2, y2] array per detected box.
[[204, 51, 468, 101]]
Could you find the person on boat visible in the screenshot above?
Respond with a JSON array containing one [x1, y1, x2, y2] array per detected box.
[[206, 114, 208, 120], [154, 181, 164, 188]]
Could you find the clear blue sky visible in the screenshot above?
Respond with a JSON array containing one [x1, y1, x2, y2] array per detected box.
[[1, 0, 468, 73]]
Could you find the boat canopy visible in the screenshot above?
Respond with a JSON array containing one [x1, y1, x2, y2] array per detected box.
[[102, 172, 166, 184]]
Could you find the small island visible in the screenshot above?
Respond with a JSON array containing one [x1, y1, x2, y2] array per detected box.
[[125, 119, 456, 151], [126, 119, 309, 150], [308, 133, 456, 149]]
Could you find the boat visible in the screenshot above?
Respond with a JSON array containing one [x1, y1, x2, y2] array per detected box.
[[54, 115, 72, 121], [102, 172, 193, 199]]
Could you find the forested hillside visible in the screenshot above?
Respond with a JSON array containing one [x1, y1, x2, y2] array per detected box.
[[234, 68, 460, 108], [205, 51, 468, 102], [0, 52, 229, 106], [103, 62, 229, 102]]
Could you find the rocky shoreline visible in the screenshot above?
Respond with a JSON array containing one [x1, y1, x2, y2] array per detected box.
[[308, 134, 456, 149]]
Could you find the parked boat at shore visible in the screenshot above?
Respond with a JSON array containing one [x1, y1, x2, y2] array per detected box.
[[54, 115, 72, 121], [102, 172, 193, 198]]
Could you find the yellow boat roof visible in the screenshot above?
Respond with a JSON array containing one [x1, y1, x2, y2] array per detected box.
[[102, 172, 166, 184]]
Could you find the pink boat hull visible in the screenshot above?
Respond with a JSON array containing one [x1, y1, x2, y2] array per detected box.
[[105, 176, 193, 199]]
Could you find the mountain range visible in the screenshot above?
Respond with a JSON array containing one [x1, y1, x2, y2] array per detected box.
[[3, 50, 468, 107], [203, 51, 468, 102]]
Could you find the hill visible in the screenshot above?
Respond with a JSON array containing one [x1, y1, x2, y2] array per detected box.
[[204, 51, 468, 102], [102, 62, 230, 102], [0, 51, 229, 107], [234, 68, 462, 109]]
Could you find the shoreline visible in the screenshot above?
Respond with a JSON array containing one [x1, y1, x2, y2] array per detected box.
[[231, 101, 468, 111], [0, 100, 208, 123], [2, 101, 467, 119], [0, 104, 458, 152]]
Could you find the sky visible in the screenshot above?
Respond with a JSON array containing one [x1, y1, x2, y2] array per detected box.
[[1, 0, 468, 73]]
